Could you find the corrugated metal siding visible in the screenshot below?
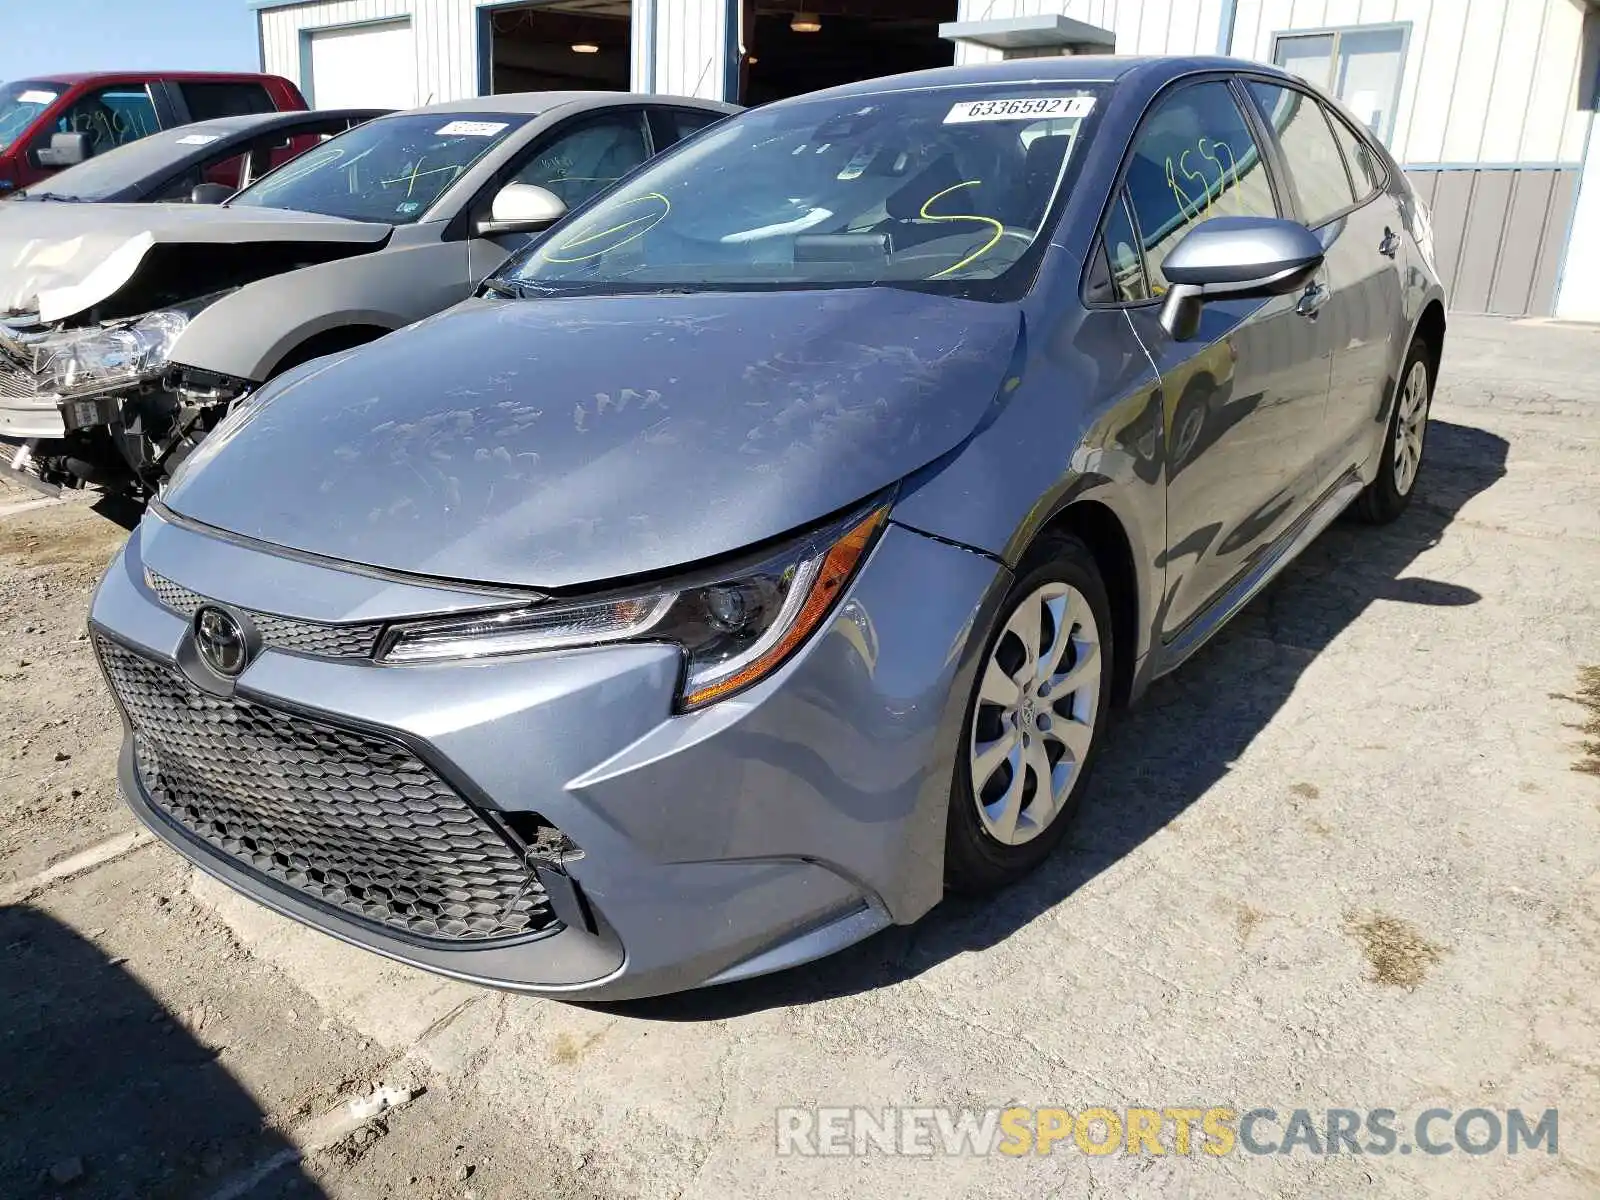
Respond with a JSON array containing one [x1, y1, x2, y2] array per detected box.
[[1407, 167, 1578, 317], [645, 0, 729, 99], [262, 0, 730, 102]]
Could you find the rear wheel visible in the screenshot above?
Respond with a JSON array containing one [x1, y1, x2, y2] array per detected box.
[[1354, 337, 1433, 524], [945, 532, 1114, 894]]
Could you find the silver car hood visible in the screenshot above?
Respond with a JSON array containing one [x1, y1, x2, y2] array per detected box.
[[0, 203, 392, 321], [161, 289, 1023, 589]]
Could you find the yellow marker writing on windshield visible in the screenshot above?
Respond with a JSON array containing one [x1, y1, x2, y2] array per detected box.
[[541, 193, 671, 263], [920, 181, 1004, 280]]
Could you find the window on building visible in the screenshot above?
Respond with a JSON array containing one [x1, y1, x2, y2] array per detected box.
[[180, 82, 276, 121], [1123, 81, 1277, 293], [1249, 83, 1355, 226], [1273, 25, 1406, 146], [50, 86, 160, 157]]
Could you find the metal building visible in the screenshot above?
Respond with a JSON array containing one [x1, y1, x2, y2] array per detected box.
[[253, 0, 1600, 319]]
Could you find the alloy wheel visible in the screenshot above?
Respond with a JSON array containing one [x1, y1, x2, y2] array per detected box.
[[968, 581, 1102, 846], [1393, 359, 1430, 496]]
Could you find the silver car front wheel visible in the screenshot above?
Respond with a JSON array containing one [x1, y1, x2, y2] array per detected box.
[[968, 581, 1102, 847]]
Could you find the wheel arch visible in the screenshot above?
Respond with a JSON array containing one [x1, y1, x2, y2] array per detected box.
[[1033, 499, 1140, 709], [267, 323, 395, 378], [1413, 298, 1446, 383]]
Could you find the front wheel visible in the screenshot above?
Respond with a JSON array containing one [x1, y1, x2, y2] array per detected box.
[[945, 532, 1115, 894], [1354, 337, 1433, 524]]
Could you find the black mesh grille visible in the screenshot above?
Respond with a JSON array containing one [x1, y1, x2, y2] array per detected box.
[[144, 570, 384, 660], [97, 636, 557, 943]]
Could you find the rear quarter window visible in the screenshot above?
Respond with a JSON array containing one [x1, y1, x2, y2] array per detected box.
[[181, 82, 276, 121]]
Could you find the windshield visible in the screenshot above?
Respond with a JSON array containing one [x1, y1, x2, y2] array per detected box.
[[230, 112, 526, 223], [0, 80, 61, 152], [501, 85, 1101, 296]]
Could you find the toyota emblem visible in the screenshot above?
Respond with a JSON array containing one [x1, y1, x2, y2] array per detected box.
[[194, 606, 250, 677]]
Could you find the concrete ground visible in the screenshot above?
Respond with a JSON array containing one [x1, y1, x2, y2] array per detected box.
[[2, 314, 1597, 1199]]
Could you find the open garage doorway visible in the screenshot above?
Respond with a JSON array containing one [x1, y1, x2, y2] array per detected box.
[[741, 1, 958, 105], [481, 0, 632, 94]]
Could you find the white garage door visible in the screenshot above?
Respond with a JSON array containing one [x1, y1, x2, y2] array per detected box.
[[308, 20, 418, 110]]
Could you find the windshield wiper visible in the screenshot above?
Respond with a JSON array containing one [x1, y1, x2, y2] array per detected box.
[[27, 193, 87, 202], [479, 277, 518, 299]]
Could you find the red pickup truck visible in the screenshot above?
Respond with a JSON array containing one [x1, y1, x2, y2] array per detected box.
[[0, 71, 307, 194]]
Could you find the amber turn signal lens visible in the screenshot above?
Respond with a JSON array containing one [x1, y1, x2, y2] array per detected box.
[[681, 506, 887, 710]]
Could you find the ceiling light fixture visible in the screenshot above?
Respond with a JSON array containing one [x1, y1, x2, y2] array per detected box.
[[571, 41, 600, 53], [790, 11, 821, 33]]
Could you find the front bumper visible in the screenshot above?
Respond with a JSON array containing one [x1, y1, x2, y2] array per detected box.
[[90, 510, 1007, 999]]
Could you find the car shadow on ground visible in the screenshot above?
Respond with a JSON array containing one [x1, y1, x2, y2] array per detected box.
[[0, 905, 323, 1199], [609, 419, 1509, 1020]]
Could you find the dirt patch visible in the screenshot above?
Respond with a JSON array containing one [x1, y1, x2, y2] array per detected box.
[[0, 502, 131, 887], [0, 509, 129, 572], [1343, 911, 1446, 990], [1562, 666, 1600, 777], [1289, 782, 1320, 800], [1235, 903, 1265, 945]]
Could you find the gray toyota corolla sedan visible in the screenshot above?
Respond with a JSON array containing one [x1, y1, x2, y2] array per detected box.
[[89, 55, 1446, 1000]]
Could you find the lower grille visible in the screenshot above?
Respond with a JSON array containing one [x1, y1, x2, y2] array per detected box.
[[97, 636, 557, 943], [0, 359, 48, 404]]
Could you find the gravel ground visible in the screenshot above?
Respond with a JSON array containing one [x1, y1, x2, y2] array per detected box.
[[1, 314, 1597, 1199]]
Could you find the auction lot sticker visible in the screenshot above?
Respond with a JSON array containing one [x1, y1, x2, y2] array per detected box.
[[945, 96, 1096, 123]]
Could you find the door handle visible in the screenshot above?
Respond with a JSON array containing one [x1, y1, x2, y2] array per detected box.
[[1296, 280, 1329, 319], [1379, 227, 1401, 258]]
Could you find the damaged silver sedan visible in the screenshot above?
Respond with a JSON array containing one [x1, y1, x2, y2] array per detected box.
[[0, 91, 733, 497]]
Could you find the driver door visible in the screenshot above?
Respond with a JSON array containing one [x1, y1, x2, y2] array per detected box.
[[1115, 78, 1334, 641]]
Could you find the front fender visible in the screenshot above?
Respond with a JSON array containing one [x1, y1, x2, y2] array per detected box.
[[170, 235, 473, 381], [891, 303, 1164, 673]]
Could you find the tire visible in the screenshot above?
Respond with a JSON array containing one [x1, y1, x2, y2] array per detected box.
[[1353, 336, 1434, 524], [945, 531, 1116, 894]]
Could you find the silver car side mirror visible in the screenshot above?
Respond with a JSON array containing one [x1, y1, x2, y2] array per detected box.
[[475, 182, 567, 237], [1158, 216, 1326, 341]]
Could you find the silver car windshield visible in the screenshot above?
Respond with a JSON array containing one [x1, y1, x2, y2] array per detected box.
[[230, 112, 527, 223], [502, 84, 1102, 295], [0, 80, 61, 152]]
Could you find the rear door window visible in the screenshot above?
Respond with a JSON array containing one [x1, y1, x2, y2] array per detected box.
[[1249, 82, 1356, 226], [666, 108, 725, 144], [1122, 80, 1278, 292], [181, 82, 276, 121]]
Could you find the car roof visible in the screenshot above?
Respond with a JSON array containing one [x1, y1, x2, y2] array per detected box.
[[786, 55, 1295, 103], [397, 91, 739, 118], [22, 71, 293, 87]]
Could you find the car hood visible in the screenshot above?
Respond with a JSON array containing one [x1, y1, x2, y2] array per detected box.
[[0, 203, 391, 321], [162, 289, 1023, 589]]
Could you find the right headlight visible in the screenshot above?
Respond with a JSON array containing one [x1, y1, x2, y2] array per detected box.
[[378, 504, 889, 711]]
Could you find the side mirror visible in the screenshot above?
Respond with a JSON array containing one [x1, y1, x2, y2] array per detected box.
[[189, 182, 233, 205], [475, 182, 567, 237], [36, 132, 89, 169], [1158, 216, 1326, 341]]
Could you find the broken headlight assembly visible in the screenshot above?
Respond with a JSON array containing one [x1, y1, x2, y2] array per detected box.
[[378, 504, 889, 711], [30, 294, 226, 399]]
